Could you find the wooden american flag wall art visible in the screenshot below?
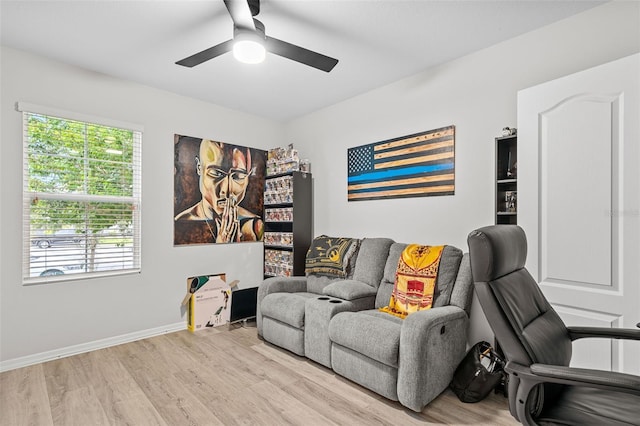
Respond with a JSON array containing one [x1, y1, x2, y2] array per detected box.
[[347, 125, 455, 201]]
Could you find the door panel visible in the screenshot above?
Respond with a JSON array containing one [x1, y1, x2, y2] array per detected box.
[[518, 53, 639, 374], [541, 96, 615, 288]]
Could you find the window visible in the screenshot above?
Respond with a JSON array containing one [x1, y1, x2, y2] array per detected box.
[[20, 103, 142, 283]]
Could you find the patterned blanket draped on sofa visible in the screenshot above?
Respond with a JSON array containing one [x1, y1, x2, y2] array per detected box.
[[380, 244, 444, 318]]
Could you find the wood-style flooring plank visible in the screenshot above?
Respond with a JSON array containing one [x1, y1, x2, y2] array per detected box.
[[49, 385, 111, 426], [279, 375, 392, 426], [42, 356, 112, 426], [243, 380, 338, 425], [112, 339, 225, 426], [0, 364, 54, 426]]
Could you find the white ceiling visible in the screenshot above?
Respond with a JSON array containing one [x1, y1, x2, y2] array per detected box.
[[1, 0, 603, 123]]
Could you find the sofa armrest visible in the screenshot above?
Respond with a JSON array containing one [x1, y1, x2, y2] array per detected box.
[[256, 276, 307, 336], [258, 276, 307, 298], [397, 306, 469, 412], [322, 280, 377, 301]]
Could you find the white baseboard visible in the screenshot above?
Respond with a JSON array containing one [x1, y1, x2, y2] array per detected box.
[[0, 322, 186, 373]]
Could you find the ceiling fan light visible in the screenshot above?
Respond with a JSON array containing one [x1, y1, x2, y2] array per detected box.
[[232, 33, 266, 64]]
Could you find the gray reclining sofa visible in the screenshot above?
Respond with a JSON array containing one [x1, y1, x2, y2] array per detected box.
[[256, 236, 473, 412]]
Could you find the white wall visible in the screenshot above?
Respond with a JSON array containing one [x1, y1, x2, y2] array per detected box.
[[0, 47, 284, 368], [284, 1, 640, 345]]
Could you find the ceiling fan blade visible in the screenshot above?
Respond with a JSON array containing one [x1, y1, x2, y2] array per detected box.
[[176, 39, 233, 67], [265, 36, 338, 72], [223, 0, 256, 31]]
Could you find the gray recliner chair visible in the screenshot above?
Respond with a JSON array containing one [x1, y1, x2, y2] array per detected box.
[[467, 225, 640, 426]]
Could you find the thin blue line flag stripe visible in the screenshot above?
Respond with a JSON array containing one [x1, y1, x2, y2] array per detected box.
[[348, 163, 453, 184]]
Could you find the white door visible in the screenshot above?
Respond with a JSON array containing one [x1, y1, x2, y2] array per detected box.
[[517, 53, 639, 375]]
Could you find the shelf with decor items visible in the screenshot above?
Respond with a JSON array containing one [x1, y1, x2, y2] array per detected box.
[[496, 134, 517, 225], [263, 171, 312, 278]]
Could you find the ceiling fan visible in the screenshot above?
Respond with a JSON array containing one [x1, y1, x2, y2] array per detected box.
[[176, 0, 339, 72]]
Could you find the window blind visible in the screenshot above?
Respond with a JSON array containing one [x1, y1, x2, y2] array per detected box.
[[21, 106, 142, 284]]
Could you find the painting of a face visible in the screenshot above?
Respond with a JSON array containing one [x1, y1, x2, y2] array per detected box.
[[174, 135, 266, 245]]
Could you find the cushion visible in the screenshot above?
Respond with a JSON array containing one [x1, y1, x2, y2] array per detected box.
[[379, 244, 444, 318], [539, 384, 640, 425], [322, 280, 378, 301], [352, 237, 395, 287], [305, 235, 359, 278], [329, 311, 402, 367]]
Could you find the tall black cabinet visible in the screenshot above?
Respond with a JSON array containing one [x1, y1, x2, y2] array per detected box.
[[263, 171, 312, 278]]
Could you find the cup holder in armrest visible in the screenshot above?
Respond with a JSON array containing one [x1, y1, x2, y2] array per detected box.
[[329, 300, 342, 304], [317, 296, 330, 300]]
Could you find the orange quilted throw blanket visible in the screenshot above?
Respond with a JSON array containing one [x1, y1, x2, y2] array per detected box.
[[380, 244, 445, 319]]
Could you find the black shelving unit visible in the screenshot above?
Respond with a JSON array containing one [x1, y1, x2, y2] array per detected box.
[[495, 135, 517, 225], [263, 171, 312, 278]]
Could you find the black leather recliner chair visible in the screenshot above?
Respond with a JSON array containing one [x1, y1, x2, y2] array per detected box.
[[467, 225, 640, 425]]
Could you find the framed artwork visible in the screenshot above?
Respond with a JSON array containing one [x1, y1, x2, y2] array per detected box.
[[174, 134, 266, 245], [347, 125, 455, 201]]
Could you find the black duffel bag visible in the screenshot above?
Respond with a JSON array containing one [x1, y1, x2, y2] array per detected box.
[[450, 341, 505, 403]]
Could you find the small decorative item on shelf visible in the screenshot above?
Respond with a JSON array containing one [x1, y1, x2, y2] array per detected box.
[[507, 161, 517, 179], [505, 191, 517, 212], [264, 175, 294, 205], [501, 127, 517, 136], [265, 207, 293, 222], [264, 231, 293, 247], [264, 248, 294, 277], [267, 144, 301, 176], [506, 149, 517, 178]]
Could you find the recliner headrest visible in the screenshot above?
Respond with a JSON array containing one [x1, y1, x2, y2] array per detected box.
[[467, 225, 527, 281]]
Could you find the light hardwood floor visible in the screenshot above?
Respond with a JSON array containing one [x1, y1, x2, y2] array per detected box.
[[0, 324, 518, 426]]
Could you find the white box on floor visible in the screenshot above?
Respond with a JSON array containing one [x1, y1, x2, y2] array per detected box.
[[186, 274, 231, 332]]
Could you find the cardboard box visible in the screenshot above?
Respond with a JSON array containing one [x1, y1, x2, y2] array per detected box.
[[184, 274, 231, 332]]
